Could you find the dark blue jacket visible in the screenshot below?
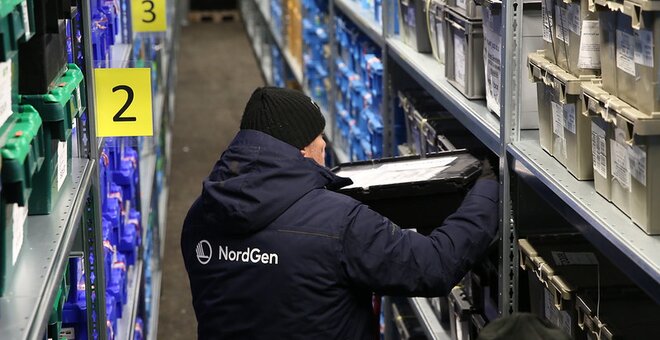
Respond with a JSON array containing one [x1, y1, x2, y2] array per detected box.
[[181, 130, 499, 340]]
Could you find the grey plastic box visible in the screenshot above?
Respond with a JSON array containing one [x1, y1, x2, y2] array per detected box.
[[447, 0, 482, 19], [595, 0, 660, 115], [445, 8, 485, 99], [428, 0, 447, 63], [399, 0, 433, 52], [528, 52, 600, 180], [482, 0, 544, 129], [542, 0, 601, 77]]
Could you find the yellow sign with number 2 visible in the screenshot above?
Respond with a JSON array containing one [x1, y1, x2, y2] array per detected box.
[[132, 0, 167, 32], [94, 68, 154, 137]]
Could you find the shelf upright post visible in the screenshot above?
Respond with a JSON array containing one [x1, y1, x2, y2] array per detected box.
[[381, 0, 392, 157], [328, 0, 337, 144], [499, 0, 523, 316], [80, 0, 108, 338]]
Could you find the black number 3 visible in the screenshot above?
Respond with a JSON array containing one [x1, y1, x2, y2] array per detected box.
[[142, 0, 156, 23], [112, 85, 137, 122]]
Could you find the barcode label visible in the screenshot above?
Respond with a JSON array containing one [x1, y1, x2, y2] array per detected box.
[[552, 101, 565, 139], [12, 204, 27, 265], [568, 3, 581, 34], [591, 122, 607, 177], [454, 32, 466, 89], [555, 6, 570, 44], [57, 141, 68, 191], [542, 4, 552, 43], [563, 103, 576, 134], [578, 21, 601, 69]]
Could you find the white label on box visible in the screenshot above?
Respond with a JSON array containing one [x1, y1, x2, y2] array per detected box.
[[457, 0, 467, 10], [629, 145, 647, 186], [75, 86, 82, 114], [617, 30, 636, 76], [555, 6, 570, 44], [563, 103, 576, 134], [542, 4, 552, 43], [611, 139, 631, 190], [0, 59, 12, 128], [21, 1, 30, 38], [57, 141, 68, 191], [60, 327, 75, 339], [551, 102, 565, 139], [552, 251, 599, 266], [591, 122, 607, 178], [568, 3, 581, 35], [437, 21, 445, 59], [634, 29, 654, 68], [578, 21, 601, 69], [454, 32, 466, 89], [12, 204, 27, 265], [485, 29, 502, 110]]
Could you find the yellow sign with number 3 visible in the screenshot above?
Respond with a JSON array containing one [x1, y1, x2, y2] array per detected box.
[[132, 0, 167, 32], [94, 68, 154, 137]]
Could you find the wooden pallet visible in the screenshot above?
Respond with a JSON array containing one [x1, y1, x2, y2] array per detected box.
[[187, 10, 240, 23]]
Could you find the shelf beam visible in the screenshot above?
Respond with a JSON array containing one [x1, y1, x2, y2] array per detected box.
[[407, 298, 451, 340], [334, 0, 384, 46]]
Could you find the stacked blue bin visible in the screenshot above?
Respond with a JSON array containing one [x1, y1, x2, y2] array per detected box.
[[100, 137, 142, 339], [302, 0, 330, 109], [334, 15, 383, 161], [62, 257, 88, 340]]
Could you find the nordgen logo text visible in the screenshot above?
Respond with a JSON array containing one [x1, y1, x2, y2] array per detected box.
[[218, 246, 279, 265]]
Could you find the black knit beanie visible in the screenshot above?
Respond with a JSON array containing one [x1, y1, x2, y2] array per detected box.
[[240, 87, 326, 149]]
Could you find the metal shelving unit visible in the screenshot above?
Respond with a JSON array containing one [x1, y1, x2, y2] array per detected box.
[[386, 39, 500, 154], [407, 298, 451, 340], [254, 0, 304, 84], [334, 0, 384, 46], [0, 159, 95, 340], [509, 139, 660, 301], [116, 260, 145, 340]]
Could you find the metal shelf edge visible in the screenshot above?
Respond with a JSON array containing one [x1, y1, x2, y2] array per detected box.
[[116, 259, 145, 340], [386, 38, 501, 154], [140, 152, 157, 240], [407, 297, 451, 340], [334, 0, 384, 46], [508, 141, 660, 292]]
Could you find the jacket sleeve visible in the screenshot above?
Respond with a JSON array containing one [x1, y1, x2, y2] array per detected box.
[[339, 179, 499, 297]]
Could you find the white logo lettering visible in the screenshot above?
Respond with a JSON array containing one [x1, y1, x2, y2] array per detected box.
[[218, 245, 279, 265], [196, 240, 212, 265]]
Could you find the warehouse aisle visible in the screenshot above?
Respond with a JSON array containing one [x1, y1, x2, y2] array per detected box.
[[157, 19, 264, 339]]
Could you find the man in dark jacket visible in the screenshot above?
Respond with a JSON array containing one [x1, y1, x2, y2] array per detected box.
[[181, 87, 499, 339]]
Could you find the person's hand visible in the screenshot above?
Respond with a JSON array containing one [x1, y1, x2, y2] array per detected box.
[[479, 158, 497, 181]]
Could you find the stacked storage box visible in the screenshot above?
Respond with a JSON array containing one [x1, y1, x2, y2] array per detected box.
[[397, 89, 485, 156], [578, 0, 660, 235], [445, 0, 485, 99], [62, 256, 88, 340], [334, 14, 384, 161], [302, 0, 330, 108], [482, 0, 543, 128], [427, 0, 446, 64], [518, 234, 659, 338], [100, 137, 142, 338]]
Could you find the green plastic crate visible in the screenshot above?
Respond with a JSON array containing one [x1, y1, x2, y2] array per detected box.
[[28, 132, 71, 215], [21, 63, 86, 142], [0, 0, 34, 62], [1, 105, 44, 206]]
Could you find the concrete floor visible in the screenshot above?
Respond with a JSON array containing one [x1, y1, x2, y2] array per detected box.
[[157, 19, 264, 339]]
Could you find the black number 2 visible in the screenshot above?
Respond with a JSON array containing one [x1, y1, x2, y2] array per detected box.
[[142, 0, 156, 23], [112, 85, 137, 122]]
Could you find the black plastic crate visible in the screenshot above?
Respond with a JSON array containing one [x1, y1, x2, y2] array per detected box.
[[18, 19, 67, 94], [332, 150, 480, 234], [190, 0, 237, 11]]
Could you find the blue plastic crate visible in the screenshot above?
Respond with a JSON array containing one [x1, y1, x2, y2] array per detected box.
[[367, 111, 384, 159]]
